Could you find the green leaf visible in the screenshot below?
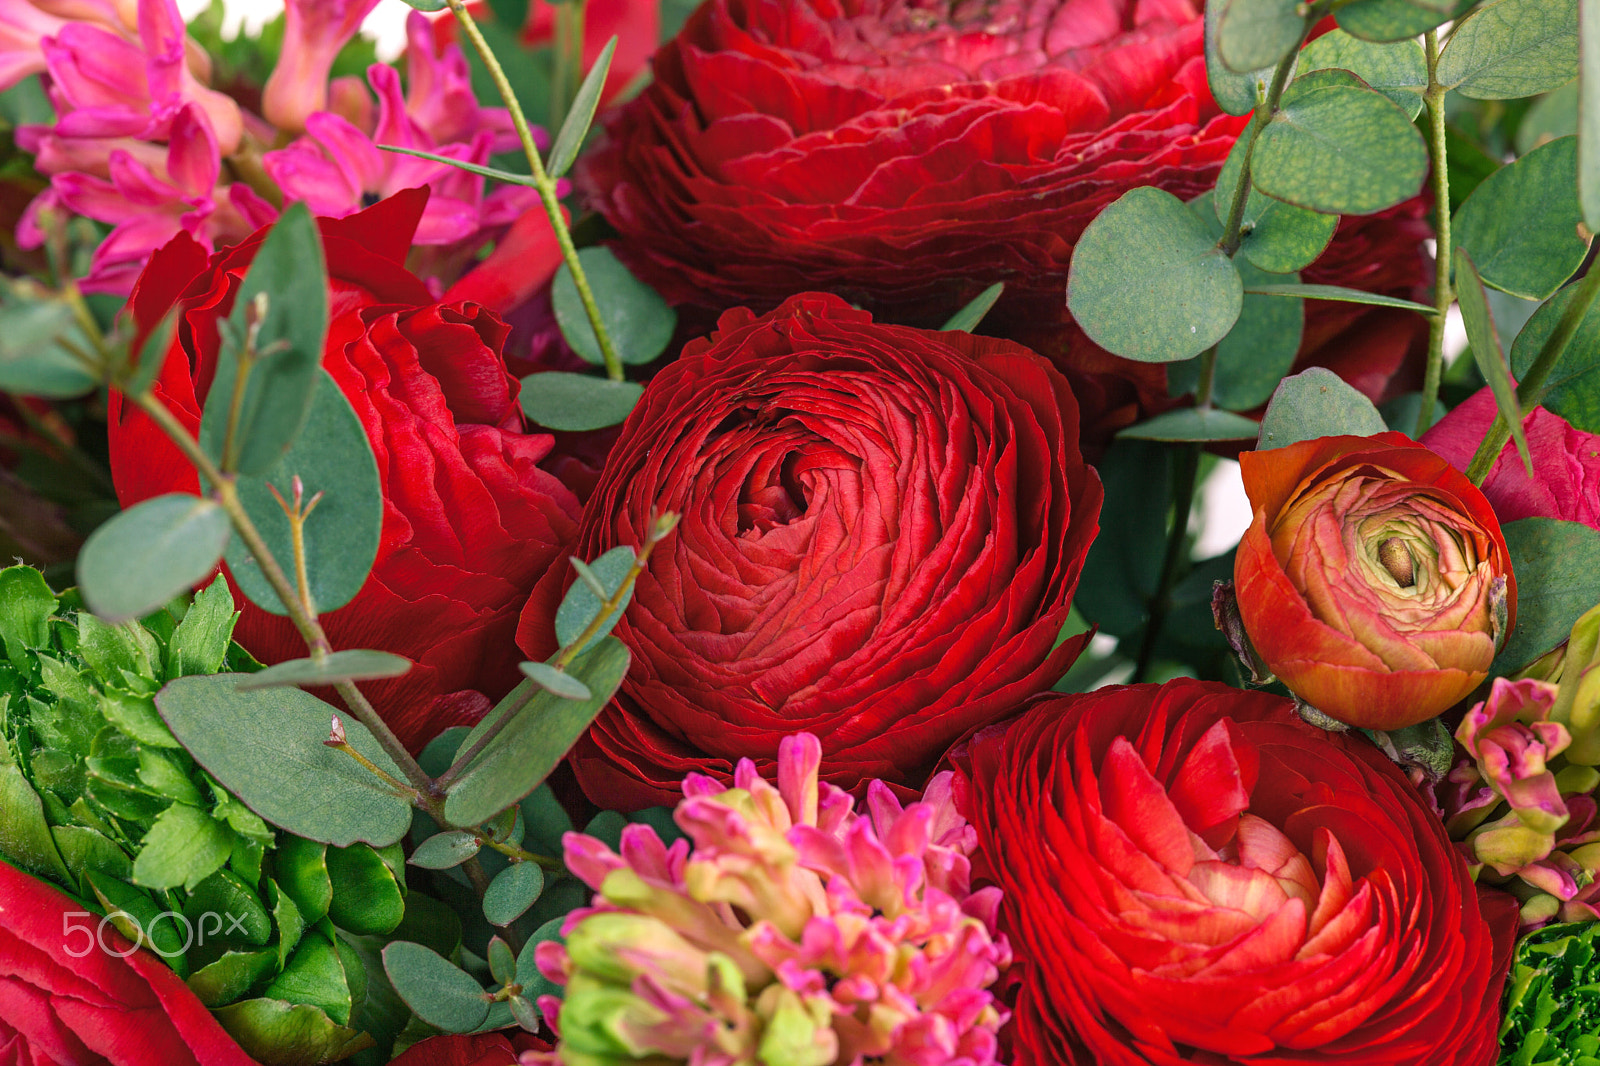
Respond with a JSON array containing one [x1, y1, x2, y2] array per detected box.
[[0, 565, 56, 669], [1205, 0, 1282, 115], [555, 545, 637, 653], [156, 675, 413, 848], [77, 494, 230, 624], [1518, 80, 1582, 154], [396, 0, 446, 8], [382, 941, 490, 1034], [222, 370, 382, 616], [1496, 518, 1600, 672], [187, 950, 278, 1008], [186, 868, 273, 946], [1257, 367, 1388, 449], [211, 998, 375, 1063], [553, 248, 677, 367], [1217, 0, 1305, 72], [444, 637, 630, 827], [0, 294, 99, 398], [520, 660, 593, 700], [266, 931, 354, 1025], [519, 372, 644, 432], [132, 803, 234, 891], [547, 36, 617, 178], [375, 145, 539, 186], [1241, 283, 1437, 314], [52, 825, 132, 882], [410, 831, 482, 870], [235, 650, 412, 691], [1438, 0, 1579, 100], [1454, 135, 1592, 300], [1582, 0, 1600, 230], [326, 843, 406, 936], [1066, 186, 1243, 363], [488, 936, 516, 986], [0, 759, 70, 884], [482, 861, 544, 927], [940, 282, 1005, 332], [521, 784, 573, 860], [1510, 281, 1600, 431], [1118, 407, 1264, 442], [1252, 68, 1430, 215], [515, 917, 566, 1002], [126, 307, 178, 397], [1212, 144, 1338, 274], [1455, 248, 1534, 476], [1298, 28, 1427, 118], [1217, 279, 1304, 411], [165, 575, 237, 679], [86, 871, 189, 965], [1336, 0, 1466, 42], [267, 878, 306, 969], [199, 202, 329, 476]]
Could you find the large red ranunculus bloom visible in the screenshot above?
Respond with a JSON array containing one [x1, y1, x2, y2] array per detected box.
[[518, 293, 1102, 809], [109, 191, 579, 751], [1234, 432, 1515, 730], [956, 679, 1519, 1065], [0, 857, 259, 1065]]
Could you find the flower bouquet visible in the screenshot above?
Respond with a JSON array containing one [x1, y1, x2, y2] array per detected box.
[[0, 0, 1596, 1062]]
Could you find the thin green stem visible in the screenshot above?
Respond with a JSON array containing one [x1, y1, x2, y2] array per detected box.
[[1131, 446, 1201, 685], [1194, 346, 1219, 409], [1219, 42, 1302, 257], [1465, 264, 1600, 482], [444, 0, 624, 382], [1415, 30, 1452, 439]]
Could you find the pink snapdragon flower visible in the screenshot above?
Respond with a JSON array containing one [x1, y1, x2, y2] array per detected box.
[[526, 734, 1010, 1066], [261, 0, 379, 134]]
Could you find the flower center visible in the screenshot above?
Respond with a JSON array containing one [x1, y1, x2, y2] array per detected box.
[[1378, 536, 1415, 587]]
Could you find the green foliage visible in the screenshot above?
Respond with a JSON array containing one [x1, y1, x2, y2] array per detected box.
[[1495, 519, 1600, 674], [548, 37, 618, 178], [236, 650, 412, 692], [553, 248, 678, 367], [1067, 186, 1243, 363], [1511, 282, 1600, 432], [1580, 0, 1599, 231], [1215, 0, 1305, 73], [409, 831, 481, 871], [222, 371, 383, 616], [1454, 136, 1593, 300], [77, 494, 230, 624], [382, 940, 489, 1033], [1251, 69, 1429, 215], [1072, 441, 1170, 640], [1297, 28, 1427, 118], [1455, 248, 1534, 472], [1117, 408, 1263, 442], [482, 860, 544, 926], [519, 372, 644, 432], [941, 282, 1005, 332], [0, 286, 100, 398], [1499, 921, 1600, 1065], [1256, 367, 1388, 449], [1211, 146, 1338, 274], [1438, 0, 1579, 101], [556, 546, 638, 653], [1336, 0, 1466, 43], [1205, 0, 1281, 115]]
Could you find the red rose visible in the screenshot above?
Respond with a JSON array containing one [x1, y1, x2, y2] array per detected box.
[[956, 679, 1519, 1065], [1234, 433, 1515, 729], [108, 191, 579, 751], [518, 293, 1102, 809], [0, 857, 259, 1065], [1423, 384, 1600, 530], [577, 0, 1244, 324]]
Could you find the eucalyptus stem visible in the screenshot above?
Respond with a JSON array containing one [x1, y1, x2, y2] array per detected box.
[[126, 389, 433, 793], [550, 0, 588, 132], [443, 0, 624, 382], [1465, 263, 1600, 482], [1219, 41, 1302, 257], [1194, 346, 1219, 409], [1415, 29, 1453, 439], [1131, 445, 1201, 685]]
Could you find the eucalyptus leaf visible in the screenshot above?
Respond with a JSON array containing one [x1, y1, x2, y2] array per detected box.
[[1066, 186, 1243, 363], [382, 941, 490, 1034], [1242, 283, 1436, 314], [156, 675, 413, 848], [940, 282, 1005, 332], [1495, 518, 1600, 673], [1336, 0, 1468, 42], [1510, 281, 1600, 432], [1252, 68, 1430, 215], [1116, 408, 1263, 442], [1455, 247, 1534, 474], [1438, 0, 1579, 100], [198, 202, 328, 476], [1205, 0, 1281, 115], [1257, 367, 1388, 449], [548, 37, 617, 178], [1581, 0, 1599, 230], [520, 372, 644, 432], [396, 0, 447, 8], [1453, 135, 1592, 300], [410, 831, 482, 870], [1211, 146, 1339, 276], [77, 494, 230, 624], [235, 650, 412, 691], [1216, 0, 1305, 72], [553, 248, 677, 367], [482, 861, 545, 926], [1519, 80, 1582, 154], [520, 660, 593, 700], [0, 294, 100, 398], [1298, 29, 1426, 117], [555, 545, 637, 653], [376, 145, 538, 186]]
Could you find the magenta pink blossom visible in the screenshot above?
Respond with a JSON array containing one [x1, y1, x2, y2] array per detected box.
[[261, 0, 380, 134]]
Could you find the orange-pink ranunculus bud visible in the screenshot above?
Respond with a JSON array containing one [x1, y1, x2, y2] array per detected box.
[[1235, 433, 1516, 730]]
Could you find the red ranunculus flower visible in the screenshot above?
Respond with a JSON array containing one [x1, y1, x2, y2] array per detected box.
[[956, 679, 1519, 1065], [518, 293, 1102, 809], [390, 1032, 551, 1065], [108, 190, 579, 751], [0, 857, 259, 1065], [1234, 432, 1514, 730], [1423, 384, 1600, 530]]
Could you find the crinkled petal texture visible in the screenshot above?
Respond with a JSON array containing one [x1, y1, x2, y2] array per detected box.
[[578, 0, 1244, 322], [519, 293, 1102, 809], [0, 857, 260, 1066], [956, 680, 1520, 1066], [106, 191, 578, 751], [1234, 433, 1515, 730]]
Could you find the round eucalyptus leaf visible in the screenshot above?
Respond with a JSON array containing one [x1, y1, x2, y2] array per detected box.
[[553, 248, 677, 367], [1298, 29, 1426, 118], [483, 861, 545, 927], [1205, 0, 1282, 115], [1453, 135, 1591, 300], [382, 941, 489, 1034], [1211, 146, 1338, 274], [1437, 0, 1578, 101], [1335, 0, 1465, 43], [1216, 0, 1306, 73], [1116, 408, 1263, 442], [1510, 283, 1600, 432], [78, 494, 230, 624], [1257, 367, 1387, 450], [520, 372, 644, 432]]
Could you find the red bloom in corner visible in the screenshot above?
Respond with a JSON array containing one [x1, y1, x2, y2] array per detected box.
[[0, 857, 259, 1065], [957, 679, 1519, 1065], [108, 191, 579, 750], [519, 293, 1102, 809]]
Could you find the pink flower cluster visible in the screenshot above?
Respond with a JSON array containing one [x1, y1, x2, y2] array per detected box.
[[1, 0, 538, 292], [526, 733, 1011, 1066]]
